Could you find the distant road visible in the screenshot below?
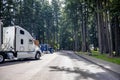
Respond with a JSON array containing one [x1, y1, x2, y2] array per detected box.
[[0, 50, 120, 80]]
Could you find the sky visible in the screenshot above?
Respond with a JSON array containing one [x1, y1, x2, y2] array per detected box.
[[48, 0, 65, 8], [48, 0, 52, 4]]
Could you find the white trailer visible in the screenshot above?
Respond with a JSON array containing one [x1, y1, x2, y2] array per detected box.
[[0, 25, 41, 63]]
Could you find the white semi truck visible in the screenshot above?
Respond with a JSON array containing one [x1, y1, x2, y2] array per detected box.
[[0, 21, 41, 63]]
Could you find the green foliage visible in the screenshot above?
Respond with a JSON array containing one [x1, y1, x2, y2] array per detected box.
[[0, 0, 15, 26], [91, 51, 120, 65], [0, 0, 120, 53], [78, 51, 120, 65], [109, 0, 120, 17]]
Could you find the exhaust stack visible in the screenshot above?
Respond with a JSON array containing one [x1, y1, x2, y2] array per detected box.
[[0, 20, 3, 49]]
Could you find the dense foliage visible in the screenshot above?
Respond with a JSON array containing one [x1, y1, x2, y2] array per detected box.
[[0, 0, 120, 56]]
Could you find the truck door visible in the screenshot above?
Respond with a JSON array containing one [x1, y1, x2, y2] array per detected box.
[[27, 39, 35, 57], [28, 39, 34, 51], [16, 28, 30, 58]]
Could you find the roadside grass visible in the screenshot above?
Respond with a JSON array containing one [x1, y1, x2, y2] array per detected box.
[[78, 51, 120, 65]]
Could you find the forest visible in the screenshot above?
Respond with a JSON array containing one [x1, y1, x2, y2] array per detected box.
[[0, 0, 120, 56]]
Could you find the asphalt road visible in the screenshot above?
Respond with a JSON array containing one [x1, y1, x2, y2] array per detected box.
[[0, 51, 120, 80]]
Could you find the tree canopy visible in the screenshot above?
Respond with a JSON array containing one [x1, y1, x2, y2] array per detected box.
[[0, 0, 120, 56]]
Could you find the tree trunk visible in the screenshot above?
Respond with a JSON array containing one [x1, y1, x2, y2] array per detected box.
[[114, 16, 120, 56], [105, 0, 113, 56], [96, 0, 104, 53], [81, 3, 87, 52]]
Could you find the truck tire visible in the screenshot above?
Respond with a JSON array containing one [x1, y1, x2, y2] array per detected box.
[[0, 54, 4, 63], [35, 52, 41, 60]]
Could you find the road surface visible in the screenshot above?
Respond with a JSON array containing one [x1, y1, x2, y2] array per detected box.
[[0, 51, 120, 80]]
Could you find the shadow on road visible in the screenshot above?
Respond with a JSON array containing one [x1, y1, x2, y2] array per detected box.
[[0, 59, 41, 67], [49, 65, 120, 80], [49, 66, 101, 80]]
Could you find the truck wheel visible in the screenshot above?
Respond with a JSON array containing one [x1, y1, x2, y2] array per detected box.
[[0, 54, 4, 63], [35, 52, 41, 60]]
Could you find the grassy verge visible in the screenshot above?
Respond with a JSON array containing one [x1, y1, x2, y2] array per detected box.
[[78, 51, 120, 65]]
